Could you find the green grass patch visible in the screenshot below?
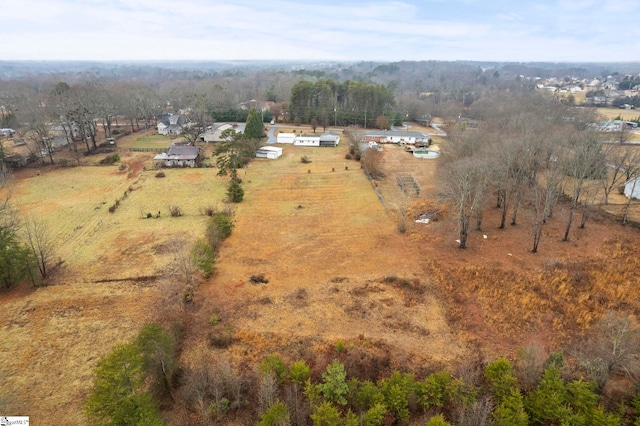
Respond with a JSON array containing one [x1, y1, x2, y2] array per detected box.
[[128, 133, 174, 149]]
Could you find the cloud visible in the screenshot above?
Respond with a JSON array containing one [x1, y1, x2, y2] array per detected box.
[[1, 0, 639, 62]]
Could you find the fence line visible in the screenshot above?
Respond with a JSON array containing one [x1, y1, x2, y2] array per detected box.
[[129, 147, 166, 153]]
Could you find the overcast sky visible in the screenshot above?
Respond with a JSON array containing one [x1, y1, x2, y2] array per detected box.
[[2, 0, 639, 62]]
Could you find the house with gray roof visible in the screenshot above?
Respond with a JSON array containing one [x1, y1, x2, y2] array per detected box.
[[157, 114, 189, 135], [153, 145, 201, 167]]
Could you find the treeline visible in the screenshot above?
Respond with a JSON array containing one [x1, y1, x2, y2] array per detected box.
[[86, 314, 640, 425], [440, 91, 640, 251], [0, 172, 53, 289], [289, 79, 395, 127]]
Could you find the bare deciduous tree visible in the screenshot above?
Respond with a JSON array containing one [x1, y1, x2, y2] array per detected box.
[[561, 132, 606, 241], [23, 216, 54, 280], [601, 144, 640, 205], [528, 158, 562, 253], [169, 239, 197, 287], [574, 312, 640, 389], [442, 157, 490, 249], [360, 148, 384, 179]]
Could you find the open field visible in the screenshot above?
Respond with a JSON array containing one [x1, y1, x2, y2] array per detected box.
[[3, 128, 640, 423], [596, 107, 640, 121]]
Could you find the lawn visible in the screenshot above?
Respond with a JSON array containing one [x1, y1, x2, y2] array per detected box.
[[596, 107, 640, 121], [119, 132, 175, 149]]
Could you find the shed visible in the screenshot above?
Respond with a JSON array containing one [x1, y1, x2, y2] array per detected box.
[[277, 132, 296, 144], [256, 146, 283, 159]]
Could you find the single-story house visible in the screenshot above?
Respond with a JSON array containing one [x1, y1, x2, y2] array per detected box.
[[294, 134, 321, 146], [157, 114, 189, 135], [154, 145, 201, 167], [319, 132, 340, 147], [624, 177, 640, 200], [364, 130, 430, 145], [200, 123, 234, 143], [256, 146, 283, 159], [277, 132, 296, 144]]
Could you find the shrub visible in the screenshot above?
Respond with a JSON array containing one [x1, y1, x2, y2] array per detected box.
[[258, 402, 290, 426], [250, 274, 269, 284], [168, 205, 182, 217], [192, 239, 215, 278], [345, 153, 353, 160], [425, 414, 452, 426], [155, 171, 166, 178], [108, 199, 120, 213], [209, 315, 219, 326], [259, 354, 287, 384], [206, 212, 234, 251], [100, 154, 120, 165], [301, 155, 311, 164], [207, 329, 233, 348], [288, 360, 311, 385], [201, 205, 216, 216]]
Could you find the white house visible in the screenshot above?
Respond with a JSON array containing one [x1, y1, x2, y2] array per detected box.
[[256, 146, 283, 159], [294, 134, 321, 146], [277, 132, 296, 144], [624, 177, 640, 200], [153, 145, 200, 167], [364, 130, 430, 145], [157, 114, 189, 135]]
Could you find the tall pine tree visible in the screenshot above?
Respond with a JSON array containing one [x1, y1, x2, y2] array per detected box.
[[244, 108, 265, 139]]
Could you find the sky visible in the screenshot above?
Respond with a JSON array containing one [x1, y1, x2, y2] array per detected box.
[[2, 0, 639, 63]]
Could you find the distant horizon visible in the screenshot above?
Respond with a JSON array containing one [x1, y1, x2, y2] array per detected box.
[[3, 1, 639, 63], [2, 59, 640, 66]]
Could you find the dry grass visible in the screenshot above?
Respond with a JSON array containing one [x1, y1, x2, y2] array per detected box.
[[3, 127, 640, 423], [596, 107, 640, 121]]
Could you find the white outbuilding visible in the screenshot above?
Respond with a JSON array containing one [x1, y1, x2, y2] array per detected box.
[[276, 132, 296, 144], [256, 146, 283, 159]]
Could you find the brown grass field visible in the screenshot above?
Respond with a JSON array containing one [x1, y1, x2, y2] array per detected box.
[[2, 128, 640, 424], [596, 107, 640, 121]]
